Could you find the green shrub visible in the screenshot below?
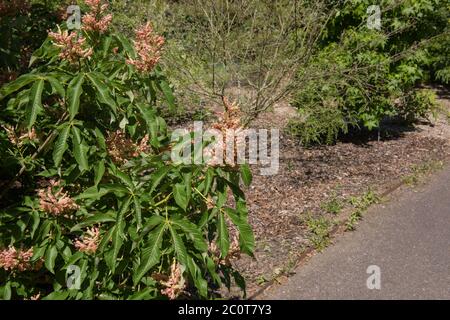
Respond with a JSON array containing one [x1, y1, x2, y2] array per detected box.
[[287, 106, 350, 146], [290, 0, 449, 145], [0, 1, 253, 300], [397, 89, 439, 122]]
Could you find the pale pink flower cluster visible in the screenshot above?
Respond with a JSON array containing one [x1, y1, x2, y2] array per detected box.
[[82, 0, 112, 34], [2, 125, 37, 146], [205, 97, 244, 167], [160, 261, 186, 300], [126, 22, 165, 73], [30, 293, 41, 300], [208, 234, 241, 267], [74, 227, 100, 254], [0, 246, 35, 272], [48, 26, 93, 64], [106, 130, 150, 164], [37, 179, 79, 216]]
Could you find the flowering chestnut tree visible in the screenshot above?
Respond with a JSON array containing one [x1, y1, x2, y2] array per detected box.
[[0, 0, 253, 300]]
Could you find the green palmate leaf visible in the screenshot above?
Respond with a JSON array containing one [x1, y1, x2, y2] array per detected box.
[[109, 197, 131, 273], [86, 72, 117, 114], [171, 217, 208, 252], [133, 215, 164, 248], [29, 38, 58, 67], [133, 223, 165, 285], [0, 74, 38, 101], [133, 196, 142, 230], [30, 210, 40, 239], [67, 73, 84, 120], [94, 127, 106, 151], [218, 212, 230, 258], [169, 224, 188, 265], [42, 290, 69, 300], [52, 123, 71, 167], [1, 282, 11, 300], [107, 223, 124, 273], [98, 184, 129, 197], [46, 75, 65, 98], [116, 34, 135, 58], [75, 186, 108, 200], [186, 257, 208, 298], [109, 167, 133, 189], [224, 208, 255, 257], [70, 213, 116, 232], [9, 89, 30, 109], [173, 183, 189, 211], [135, 103, 160, 147], [44, 245, 58, 274], [25, 78, 45, 129], [240, 164, 252, 187], [199, 168, 214, 194], [158, 80, 176, 112], [101, 36, 112, 58], [149, 166, 171, 194], [97, 227, 114, 253], [94, 160, 105, 186], [127, 287, 155, 300], [183, 172, 192, 205], [62, 251, 84, 268], [72, 126, 89, 172], [205, 255, 222, 284]]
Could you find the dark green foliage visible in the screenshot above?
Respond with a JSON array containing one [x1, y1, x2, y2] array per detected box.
[[290, 0, 448, 145], [0, 4, 253, 300]]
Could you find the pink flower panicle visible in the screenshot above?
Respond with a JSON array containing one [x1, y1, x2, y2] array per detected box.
[[74, 227, 100, 254], [160, 261, 186, 300], [48, 26, 93, 64], [106, 130, 150, 164], [37, 179, 79, 216], [214, 96, 243, 131], [0, 246, 37, 272], [204, 97, 244, 167], [2, 125, 38, 146], [82, 0, 112, 34], [30, 293, 41, 300], [126, 22, 165, 73]]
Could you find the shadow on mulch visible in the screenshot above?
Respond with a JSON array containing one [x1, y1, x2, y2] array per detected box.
[[338, 120, 417, 147]]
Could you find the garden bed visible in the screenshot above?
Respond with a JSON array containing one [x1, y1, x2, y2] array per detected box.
[[229, 90, 450, 297]]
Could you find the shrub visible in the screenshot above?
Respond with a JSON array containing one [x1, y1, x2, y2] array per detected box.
[[107, 0, 337, 124], [290, 0, 449, 145], [0, 0, 254, 300]]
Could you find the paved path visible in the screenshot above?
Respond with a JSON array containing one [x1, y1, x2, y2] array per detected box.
[[261, 167, 450, 299]]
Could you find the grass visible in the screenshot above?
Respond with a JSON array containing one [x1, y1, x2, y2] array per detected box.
[[345, 189, 379, 231], [305, 216, 332, 251], [255, 275, 268, 286], [345, 210, 363, 231], [321, 194, 343, 215], [402, 160, 444, 186]]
